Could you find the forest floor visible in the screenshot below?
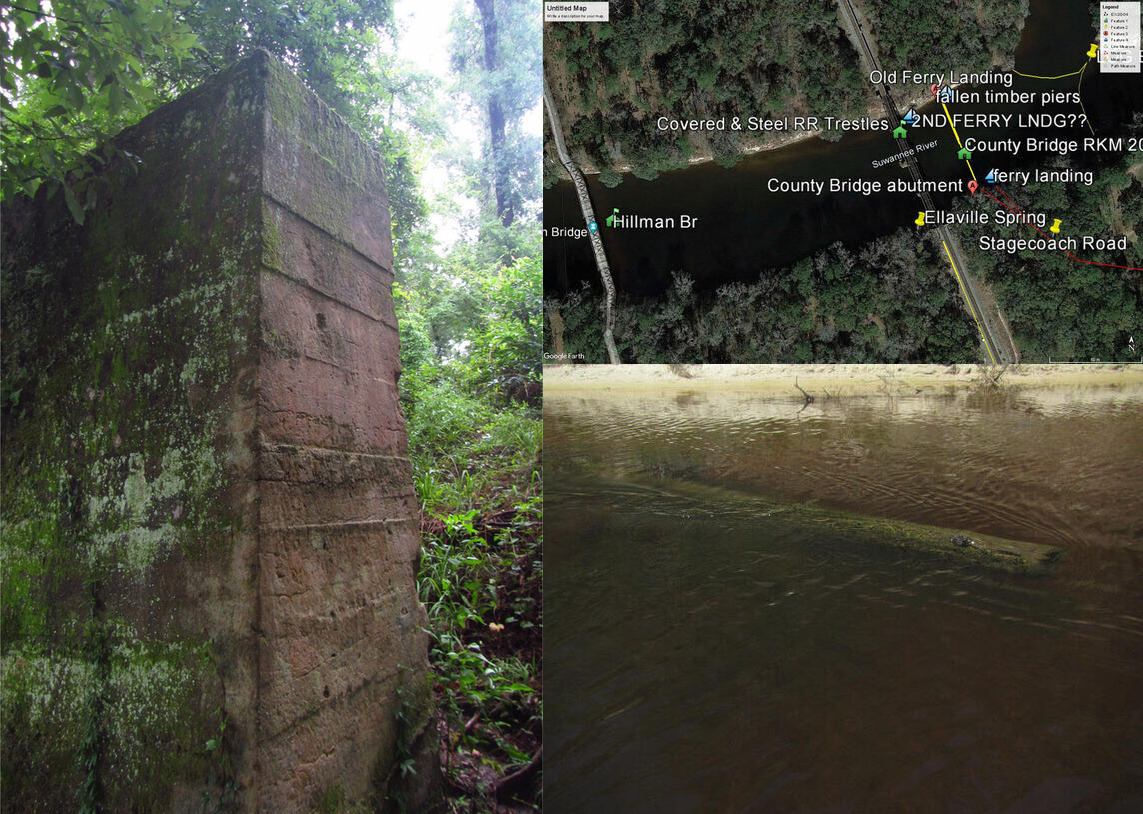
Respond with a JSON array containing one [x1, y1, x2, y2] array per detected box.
[[407, 382, 543, 813], [425, 505, 542, 813]]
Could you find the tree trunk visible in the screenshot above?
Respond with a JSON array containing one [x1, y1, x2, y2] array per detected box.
[[474, 0, 513, 227]]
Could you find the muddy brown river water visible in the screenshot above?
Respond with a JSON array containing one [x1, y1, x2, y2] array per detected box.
[[546, 374, 1143, 812]]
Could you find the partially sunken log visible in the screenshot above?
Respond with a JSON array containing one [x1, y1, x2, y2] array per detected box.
[[630, 476, 1063, 576], [786, 504, 1063, 576]]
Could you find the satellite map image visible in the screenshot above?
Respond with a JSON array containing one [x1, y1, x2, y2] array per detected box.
[[543, 0, 1143, 364]]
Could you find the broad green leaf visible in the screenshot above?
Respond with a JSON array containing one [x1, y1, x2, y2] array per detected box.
[[63, 183, 85, 225], [108, 82, 123, 117]]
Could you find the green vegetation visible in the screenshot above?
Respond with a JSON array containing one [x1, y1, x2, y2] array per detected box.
[[1, 0, 436, 249], [0, 0, 201, 215], [546, 229, 977, 363], [450, 0, 540, 226], [4, 1, 543, 810], [958, 151, 1143, 362], [870, 0, 1027, 76], [544, 0, 867, 183], [399, 232, 542, 811], [405, 382, 542, 811], [393, 2, 543, 808], [543, 0, 1031, 186]]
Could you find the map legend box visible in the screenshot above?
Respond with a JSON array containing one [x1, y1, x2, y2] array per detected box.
[[1100, 2, 1141, 73]]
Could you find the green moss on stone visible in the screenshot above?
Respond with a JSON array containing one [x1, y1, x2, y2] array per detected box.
[[1, 52, 268, 808]]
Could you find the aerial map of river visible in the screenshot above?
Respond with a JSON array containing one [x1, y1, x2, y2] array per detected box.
[[543, 0, 1143, 364]]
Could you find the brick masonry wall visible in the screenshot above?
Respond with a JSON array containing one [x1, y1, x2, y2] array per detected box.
[[254, 53, 433, 809], [0, 51, 435, 811]]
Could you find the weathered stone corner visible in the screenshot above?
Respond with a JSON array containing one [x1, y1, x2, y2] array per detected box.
[[1, 51, 439, 811]]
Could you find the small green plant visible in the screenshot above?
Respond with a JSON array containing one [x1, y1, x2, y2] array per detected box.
[[199, 642, 239, 812], [78, 686, 103, 814], [396, 230, 542, 809], [403, 357, 542, 810]]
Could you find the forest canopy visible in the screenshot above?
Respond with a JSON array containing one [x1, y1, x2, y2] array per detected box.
[[0, 0, 434, 241]]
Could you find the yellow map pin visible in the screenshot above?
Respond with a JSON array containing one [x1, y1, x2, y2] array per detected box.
[[1050, 218, 1062, 234], [1087, 43, 1099, 59], [915, 211, 926, 226]]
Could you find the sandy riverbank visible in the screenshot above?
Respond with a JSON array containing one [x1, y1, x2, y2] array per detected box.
[[544, 363, 1143, 398]]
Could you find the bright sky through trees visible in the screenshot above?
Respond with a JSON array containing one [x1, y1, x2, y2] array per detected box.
[[393, 0, 540, 245]]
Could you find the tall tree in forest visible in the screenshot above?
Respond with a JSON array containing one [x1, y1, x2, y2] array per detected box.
[[475, 0, 510, 225], [450, 0, 540, 229]]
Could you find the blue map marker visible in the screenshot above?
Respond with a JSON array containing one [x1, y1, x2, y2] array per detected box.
[[589, 221, 598, 233], [985, 169, 996, 184]]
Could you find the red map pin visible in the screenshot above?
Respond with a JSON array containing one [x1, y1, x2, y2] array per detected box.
[[930, 83, 939, 96], [968, 180, 979, 195]]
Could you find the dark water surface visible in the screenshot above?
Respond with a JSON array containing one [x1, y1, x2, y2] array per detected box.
[[546, 381, 1143, 812], [545, 0, 1142, 298]]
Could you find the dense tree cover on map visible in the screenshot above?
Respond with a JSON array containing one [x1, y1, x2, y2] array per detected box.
[[545, 229, 977, 363], [958, 151, 1143, 362], [548, 149, 1143, 364], [543, 0, 1031, 187], [870, 0, 1027, 76], [544, 0, 866, 185]]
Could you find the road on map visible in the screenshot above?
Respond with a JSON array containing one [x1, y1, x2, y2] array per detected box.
[[544, 74, 620, 364], [836, 0, 1014, 364]]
